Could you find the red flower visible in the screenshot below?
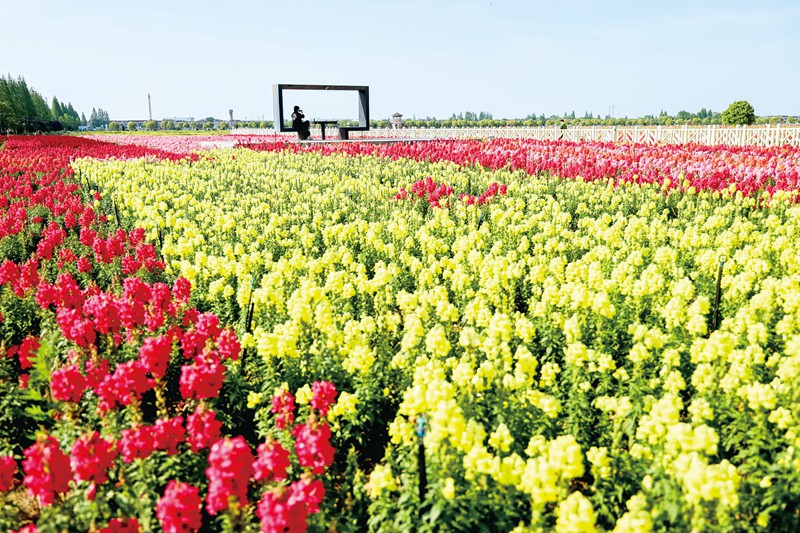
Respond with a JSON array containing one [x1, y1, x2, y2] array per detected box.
[[292, 420, 335, 475], [139, 335, 173, 379], [77, 256, 92, 272], [50, 364, 87, 402], [186, 406, 222, 453], [22, 434, 72, 506], [17, 336, 40, 370], [56, 308, 96, 347], [119, 425, 156, 463], [153, 417, 185, 455], [156, 480, 203, 533], [70, 431, 116, 484], [96, 361, 155, 413], [253, 439, 291, 482], [205, 436, 254, 515], [290, 475, 326, 514], [216, 328, 241, 361], [310, 381, 337, 417], [84, 292, 123, 334], [271, 388, 296, 430], [172, 277, 192, 305], [179, 361, 225, 400], [0, 456, 17, 492], [256, 488, 309, 533], [97, 517, 141, 533]]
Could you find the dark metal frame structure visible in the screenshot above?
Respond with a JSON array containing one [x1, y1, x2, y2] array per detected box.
[[273, 84, 369, 139]]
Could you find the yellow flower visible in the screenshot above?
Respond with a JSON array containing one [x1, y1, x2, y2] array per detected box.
[[441, 477, 456, 500], [555, 492, 597, 533], [488, 423, 514, 453], [295, 384, 312, 405], [246, 391, 263, 409], [366, 464, 397, 499]]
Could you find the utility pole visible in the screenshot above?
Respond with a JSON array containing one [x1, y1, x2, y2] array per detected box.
[[148, 94, 152, 121]]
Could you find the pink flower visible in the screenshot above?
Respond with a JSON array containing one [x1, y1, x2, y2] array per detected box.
[[96, 361, 155, 413], [292, 421, 335, 475], [256, 488, 309, 533], [50, 364, 87, 402], [156, 480, 203, 533], [290, 475, 326, 514], [22, 434, 72, 506], [17, 336, 40, 370], [83, 292, 123, 334], [172, 277, 192, 305], [179, 361, 225, 400], [77, 256, 92, 273], [216, 328, 241, 361], [119, 425, 156, 463], [253, 439, 291, 483], [70, 431, 116, 484], [97, 517, 141, 533], [205, 436, 254, 514], [139, 335, 173, 379], [153, 417, 185, 455], [310, 381, 337, 417], [56, 308, 96, 347], [186, 406, 222, 453], [271, 388, 296, 430]]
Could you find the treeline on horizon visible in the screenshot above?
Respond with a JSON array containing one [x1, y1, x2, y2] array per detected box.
[[0, 74, 111, 134]]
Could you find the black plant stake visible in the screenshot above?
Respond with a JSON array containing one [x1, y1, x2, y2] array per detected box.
[[113, 199, 121, 227], [712, 256, 725, 332], [416, 415, 428, 519]]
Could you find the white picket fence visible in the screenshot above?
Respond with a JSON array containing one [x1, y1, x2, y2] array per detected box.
[[231, 124, 800, 147]]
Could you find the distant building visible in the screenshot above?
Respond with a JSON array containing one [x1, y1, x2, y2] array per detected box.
[[390, 112, 404, 129]]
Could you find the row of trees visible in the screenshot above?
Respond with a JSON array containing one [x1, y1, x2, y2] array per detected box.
[[365, 102, 776, 129], [107, 118, 243, 131], [0, 75, 94, 133]]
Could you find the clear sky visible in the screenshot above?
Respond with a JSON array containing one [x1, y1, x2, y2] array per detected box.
[[3, 0, 798, 122]]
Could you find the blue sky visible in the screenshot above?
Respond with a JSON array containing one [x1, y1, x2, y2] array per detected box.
[[3, 0, 798, 122]]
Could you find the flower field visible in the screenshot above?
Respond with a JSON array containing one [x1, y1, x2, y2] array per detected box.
[[3, 134, 800, 531]]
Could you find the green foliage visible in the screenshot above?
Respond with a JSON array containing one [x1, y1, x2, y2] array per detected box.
[[721, 100, 756, 125], [0, 74, 63, 133], [144, 120, 158, 131], [127, 121, 137, 131], [108, 121, 120, 131]]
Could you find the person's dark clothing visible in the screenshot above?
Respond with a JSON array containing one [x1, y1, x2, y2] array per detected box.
[[292, 110, 311, 140]]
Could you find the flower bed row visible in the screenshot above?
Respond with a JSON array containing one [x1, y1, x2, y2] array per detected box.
[[0, 136, 340, 532], [245, 137, 800, 197], [73, 142, 800, 531]]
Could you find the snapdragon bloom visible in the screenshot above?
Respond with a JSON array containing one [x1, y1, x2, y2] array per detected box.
[[310, 381, 337, 417], [70, 431, 116, 484], [0, 456, 17, 492], [156, 480, 203, 533], [186, 406, 222, 453], [253, 439, 291, 482], [22, 435, 72, 506], [292, 420, 335, 475], [205, 436, 254, 514]]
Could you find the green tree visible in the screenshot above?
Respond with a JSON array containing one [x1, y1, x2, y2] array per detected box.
[[127, 121, 137, 131], [144, 120, 157, 131], [161, 120, 174, 130], [721, 100, 756, 125], [108, 121, 120, 131], [52, 98, 64, 119]]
